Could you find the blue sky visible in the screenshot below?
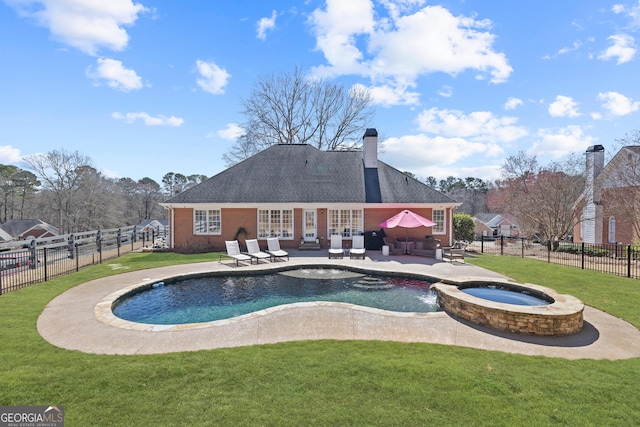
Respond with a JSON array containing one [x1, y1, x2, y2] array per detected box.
[[2, 0, 639, 185]]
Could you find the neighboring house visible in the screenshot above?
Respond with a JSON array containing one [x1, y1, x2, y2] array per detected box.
[[473, 213, 520, 239], [161, 129, 460, 251], [574, 145, 640, 245], [136, 219, 169, 236], [0, 219, 59, 241], [0, 227, 13, 243]]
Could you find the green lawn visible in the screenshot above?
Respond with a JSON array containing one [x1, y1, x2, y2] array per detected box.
[[1, 252, 639, 426]]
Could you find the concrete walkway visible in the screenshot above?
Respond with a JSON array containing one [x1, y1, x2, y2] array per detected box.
[[37, 251, 640, 360]]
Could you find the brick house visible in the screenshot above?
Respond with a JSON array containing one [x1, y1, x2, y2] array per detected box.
[[161, 129, 460, 252], [574, 145, 640, 245]]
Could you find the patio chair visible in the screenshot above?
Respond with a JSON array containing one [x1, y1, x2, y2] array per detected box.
[[245, 239, 271, 264], [445, 241, 467, 262], [328, 234, 344, 259], [383, 237, 403, 255], [222, 240, 252, 266], [350, 235, 366, 259], [266, 237, 289, 261]]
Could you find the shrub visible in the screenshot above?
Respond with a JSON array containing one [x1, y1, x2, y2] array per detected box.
[[453, 213, 474, 243]]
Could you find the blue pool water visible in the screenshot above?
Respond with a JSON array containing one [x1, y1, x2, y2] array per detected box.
[[462, 287, 551, 306], [113, 268, 440, 324]]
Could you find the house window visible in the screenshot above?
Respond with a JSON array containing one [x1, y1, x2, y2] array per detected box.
[[258, 209, 293, 239], [608, 216, 616, 243], [328, 209, 363, 238], [194, 209, 221, 234], [432, 209, 445, 234]]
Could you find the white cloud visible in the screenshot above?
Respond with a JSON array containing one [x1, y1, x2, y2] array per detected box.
[[438, 85, 453, 98], [548, 95, 581, 118], [598, 34, 636, 64], [309, 2, 512, 106], [195, 60, 231, 94], [382, 134, 490, 169], [612, 2, 640, 29], [0, 145, 22, 163], [86, 58, 143, 92], [256, 10, 277, 40], [557, 40, 582, 55], [355, 81, 420, 106], [216, 123, 246, 140], [530, 126, 595, 158], [112, 112, 184, 126], [597, 91, 640, 116], [504, 97, 523, 110], [415, 107, 528, 143], [5, 0, 148, 55]]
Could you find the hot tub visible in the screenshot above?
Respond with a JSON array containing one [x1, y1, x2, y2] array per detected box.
[[434, 281, 584, 336]]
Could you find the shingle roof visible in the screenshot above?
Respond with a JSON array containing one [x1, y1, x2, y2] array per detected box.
[[164, 144, 455, 205], [0, 219, 59, 239]]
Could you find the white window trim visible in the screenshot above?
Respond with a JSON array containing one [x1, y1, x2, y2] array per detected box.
[[194, 209, 221, 235], [327, 208, 364, 239], [257, 208, 294, 240], [432, 209, 446, 235]]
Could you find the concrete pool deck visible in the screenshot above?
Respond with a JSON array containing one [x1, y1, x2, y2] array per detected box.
[[37, 250, 640, 360]]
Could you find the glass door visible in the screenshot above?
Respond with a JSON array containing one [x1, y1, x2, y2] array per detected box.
[[303, 210, 317, 242]]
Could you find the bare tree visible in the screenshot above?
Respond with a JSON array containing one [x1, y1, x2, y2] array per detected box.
[[224, 67, 374, 166], [0, 165, 39, 222], [23, 149, 93, 233], [493, 151, 584, 246]]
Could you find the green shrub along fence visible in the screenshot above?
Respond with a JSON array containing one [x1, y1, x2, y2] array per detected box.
[[468, 235, 639, 280], [0, 226, 165, 294]]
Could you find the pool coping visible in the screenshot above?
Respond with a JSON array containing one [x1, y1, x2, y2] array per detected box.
[[37, 251, 640, 360]]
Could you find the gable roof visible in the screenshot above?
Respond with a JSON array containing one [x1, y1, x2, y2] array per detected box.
[[163, 144, 456, 205], [0, 219, 59, 239]]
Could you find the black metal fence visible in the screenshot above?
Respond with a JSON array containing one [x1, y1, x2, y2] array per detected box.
[[0, 226, 166, 295], [468, 236, 640, 280]]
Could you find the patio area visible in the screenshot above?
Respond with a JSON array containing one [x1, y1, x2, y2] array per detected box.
[[37, 250, 640, 360]]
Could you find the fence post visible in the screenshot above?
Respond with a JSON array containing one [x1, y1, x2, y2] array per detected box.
[[628, 245, 632, 278], [76, 244, 80, 271], [29, 239, 37, 269], [547, 241, 551, 263], [44, 248, 48, 281], [68, 234, 75, 259], [521, 238, 524, 258], [481, 235, 484, 254], [117, 228, 122, 257], [500, 235, 504, 256], [581, 242, 585, 270], [96, 230, 103, 264]]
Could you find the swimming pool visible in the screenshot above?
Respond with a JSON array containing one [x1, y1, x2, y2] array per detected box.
[[112, 268, 440, 325]]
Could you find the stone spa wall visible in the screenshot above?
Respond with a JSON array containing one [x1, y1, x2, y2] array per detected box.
[[434, 282, 584, 336]]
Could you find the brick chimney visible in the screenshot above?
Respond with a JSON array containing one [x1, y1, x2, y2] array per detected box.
[[363, 128, 378, 168]]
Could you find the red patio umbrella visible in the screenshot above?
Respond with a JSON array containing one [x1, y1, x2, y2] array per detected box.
[[380, 210, 436, 254]]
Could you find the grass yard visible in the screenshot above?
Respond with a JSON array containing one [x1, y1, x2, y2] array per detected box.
[[1, 252, 640, 426]]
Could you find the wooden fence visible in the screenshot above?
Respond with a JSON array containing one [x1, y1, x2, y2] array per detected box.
[[0, 226, 165, 294]]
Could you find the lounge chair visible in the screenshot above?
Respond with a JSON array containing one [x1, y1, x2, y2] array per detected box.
[[350, 235, 366, 259], [266, 237, 289, 261], [328, 234, 344, 259], [245, 239, 271, 264], [222, 240, 252, 266]]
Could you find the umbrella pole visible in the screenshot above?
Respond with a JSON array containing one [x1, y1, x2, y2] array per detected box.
[[405, 228, 409, 255]]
